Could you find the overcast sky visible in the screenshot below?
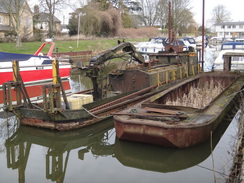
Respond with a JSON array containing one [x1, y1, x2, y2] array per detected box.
[[192, 0, 244, 24], [28, 0, 244, 25]]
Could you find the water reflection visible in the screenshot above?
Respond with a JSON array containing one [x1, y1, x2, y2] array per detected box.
[[0, 112, 19, 152], [114, 114, 231, 173], [4, 119, 114, 183], [1, 110, 238, 183]]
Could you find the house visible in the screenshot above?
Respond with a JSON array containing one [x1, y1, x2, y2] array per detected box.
[[33, 5, 62, 35], [0, 0, 33, 40], [214, 21, 244, 39]]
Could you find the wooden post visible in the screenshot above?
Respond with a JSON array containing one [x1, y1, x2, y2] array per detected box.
[[42, 85, 48, 112], [12, 61, 21, 105], [7, 83, 13, 111], [223, 55, 231, 72], [48, 85, 54, 113], [3, 83, 7, 106]]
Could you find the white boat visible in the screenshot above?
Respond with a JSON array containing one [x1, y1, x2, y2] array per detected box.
[[134, 37, 166, 60], [213, 42, 244, 71], [181, 37, 196, 50]]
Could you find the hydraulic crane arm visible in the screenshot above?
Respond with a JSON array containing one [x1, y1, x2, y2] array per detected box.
[[86, 42, 145, 101], [89, 42, 145, 67]]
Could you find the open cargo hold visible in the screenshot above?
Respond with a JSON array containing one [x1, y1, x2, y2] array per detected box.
[[114, 72, 244, 148]]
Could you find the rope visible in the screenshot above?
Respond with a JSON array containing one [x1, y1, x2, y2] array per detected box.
[[82, 107, 113, 119]]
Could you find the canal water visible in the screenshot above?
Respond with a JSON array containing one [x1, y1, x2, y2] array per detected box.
[[0, 61, 240, 183], [0, 107, 240, 183]]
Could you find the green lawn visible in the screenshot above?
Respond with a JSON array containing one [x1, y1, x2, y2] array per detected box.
[[0, 38, 146, 55]]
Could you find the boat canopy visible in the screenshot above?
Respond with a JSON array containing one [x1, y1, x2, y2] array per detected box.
[[0, 51, 48, 62], [221, 41, 244, 50]]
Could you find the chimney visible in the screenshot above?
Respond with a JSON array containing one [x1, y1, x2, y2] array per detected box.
[[34, 5, 39, 15]]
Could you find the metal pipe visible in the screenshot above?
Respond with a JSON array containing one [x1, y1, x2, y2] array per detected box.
[[168, 1, 172, 43], [201, 0, 205, 71]]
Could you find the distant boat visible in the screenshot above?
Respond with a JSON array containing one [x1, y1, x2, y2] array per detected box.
[[113, 72, 243, 148], [213, 41, 244, 71], [134, 37, 167, 61], [0, 41, 71, 106]]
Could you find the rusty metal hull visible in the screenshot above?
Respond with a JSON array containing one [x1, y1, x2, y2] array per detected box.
[[114, 72, 244, 148], [14, 80, 182, 131]]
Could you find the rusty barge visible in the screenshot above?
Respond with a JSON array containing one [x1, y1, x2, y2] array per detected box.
[[2, 42, 200, 131], [114, 72, 244, 148]]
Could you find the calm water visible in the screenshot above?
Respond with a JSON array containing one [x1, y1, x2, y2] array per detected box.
[[0, 110, 240, 183]]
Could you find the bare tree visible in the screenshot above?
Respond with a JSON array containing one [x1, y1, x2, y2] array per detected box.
[[156, 0, 168, 28], [211, 5, 231, 24], [138, 0, 159, 26], [1, 0, 28, 46], [171, 0, 194, 36], [39, 0, 69, 38], [137, 0, 194, 35]]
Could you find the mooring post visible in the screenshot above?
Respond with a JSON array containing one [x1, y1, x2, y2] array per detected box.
[[52, 59, 70, 109], [7, 83, 13, 111], [12, 61, 21, 105], [42, 86, 48, 112]]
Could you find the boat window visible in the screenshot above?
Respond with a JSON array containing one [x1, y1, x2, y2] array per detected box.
[[232, 56, 244, 61], [236, 45, 244, 49], [222, 45, 233, 50], [236, 39, 244, 43], [156, 39, 163, 44], [150, 38, 157, 43], [188, 38, 196, 44]]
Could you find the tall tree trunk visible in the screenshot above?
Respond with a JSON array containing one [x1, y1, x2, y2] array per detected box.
[[48, 13, 54, 38], [16, 33, 22, 47]]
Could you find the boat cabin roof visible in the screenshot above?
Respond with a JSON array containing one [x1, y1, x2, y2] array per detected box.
[[221, 41, 244, 50]]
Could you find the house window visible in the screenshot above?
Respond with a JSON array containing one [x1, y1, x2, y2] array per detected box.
[[227, 25, 231, 29], [240, 25, 244, 29], [232, 25, 236, 28], [221, 25, 225, 29], [26, 18, 31, 30], [224, 32, 230, 36]]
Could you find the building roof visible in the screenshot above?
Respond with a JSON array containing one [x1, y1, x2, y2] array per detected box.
[[33, 13, 61, 23], [0, 0, 25, 14], [215, 21, 244, 26]]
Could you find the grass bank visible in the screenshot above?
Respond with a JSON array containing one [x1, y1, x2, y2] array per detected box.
[[0, 38, 147, 55]]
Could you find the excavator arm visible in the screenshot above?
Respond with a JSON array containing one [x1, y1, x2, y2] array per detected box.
[[89, 42, 145, 67], [87, 42, 145, 100]]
